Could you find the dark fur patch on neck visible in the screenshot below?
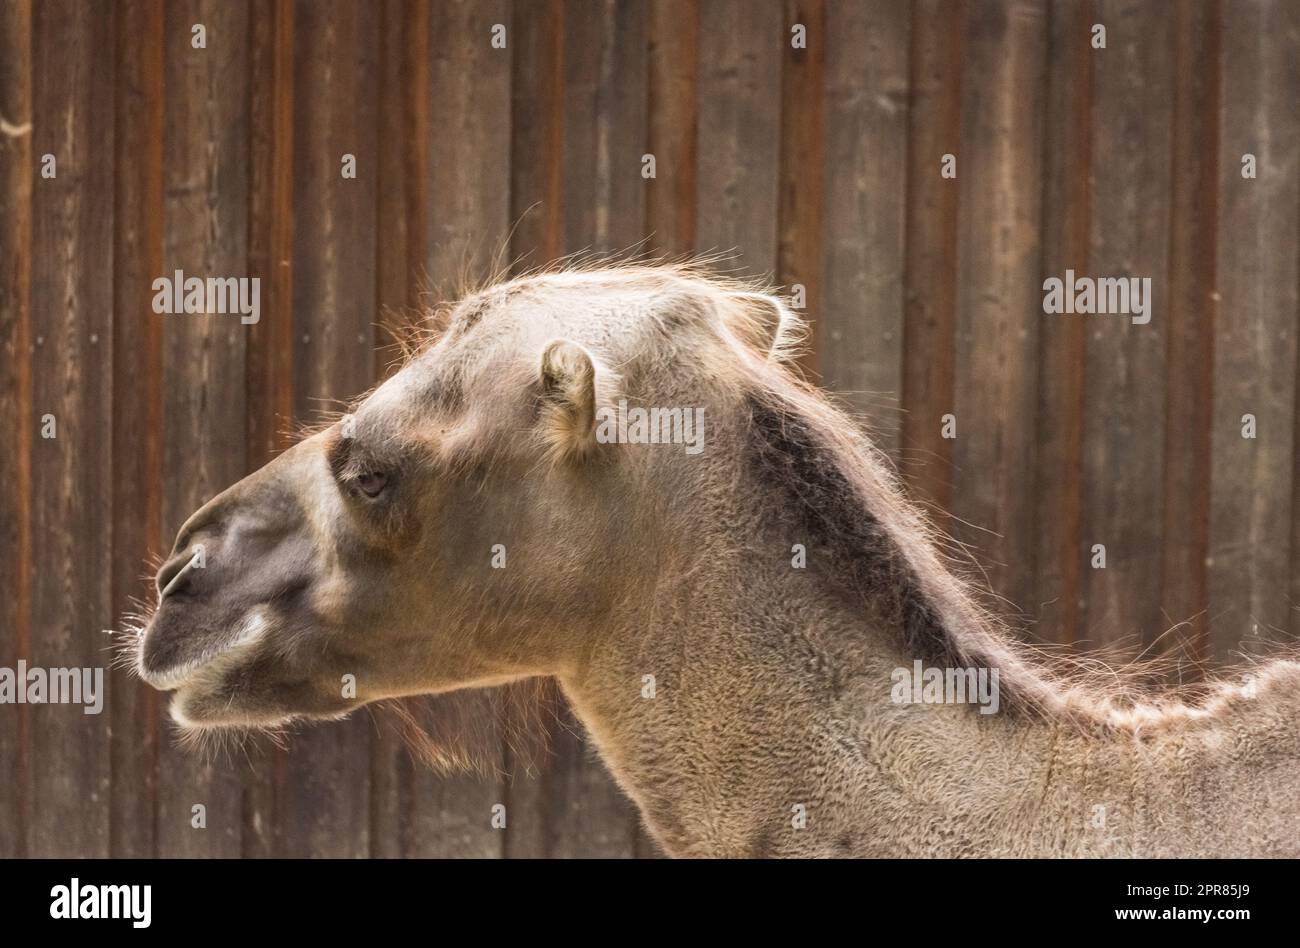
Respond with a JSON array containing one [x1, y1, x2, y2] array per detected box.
[[745, 393, 961, 670]]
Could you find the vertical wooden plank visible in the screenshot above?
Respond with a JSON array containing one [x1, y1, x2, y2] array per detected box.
[[510, 0, 564, 268], [27, 0, 115, 857], [1032, 0, 1092, 647], [561, 0, 648, 257], [511, 0, 565, 270], [1295, 318, 1300, 643], [0, 0, 33, 860], [1295, 299, 1300, 644], [695, 0, 782, 276], [157, 0, 251, 857], [292, 0, 378, 416], [559, 0, 602, 261], [244, 0, 295, 860], [110, 0, 164, 858], [777, 0, 824, 380], [1208, 0, 1299, 660], [1159, 0, 1219, 667], [646, 0, 698, 257], [375, 0, 411, 328], [404, 0, 512, 858], [402, 0, 430, 311], [949, 0, 1046, 623], [247, 0, 295, 471], [818, 0, 909, 453], [285, 0, 378, 857], [901, 0, 965, 521], [425, 0, 513, 289], [374, 0, 425, 383], [1078, 0, 1173, 652]]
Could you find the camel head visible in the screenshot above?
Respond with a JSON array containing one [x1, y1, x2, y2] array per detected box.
[[136, 267, 798, 732]]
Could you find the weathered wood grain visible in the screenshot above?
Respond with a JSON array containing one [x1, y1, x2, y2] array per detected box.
[[1080, 0, 1173, 653], [0, 0, 34, 861], [646, 0, 698, 258], [948, 0, 1047, 625], [110, 0, 165, 859], [900, 0, 965, 522], [777, 0, 824, 381], [1158, 0, 1219, 668], [1208, 0, 1299, 660], [1031, 0, 1092, 649], [28, 0, 115, 858], [819, 0, 909, 453], [695, 0, 783, 276]]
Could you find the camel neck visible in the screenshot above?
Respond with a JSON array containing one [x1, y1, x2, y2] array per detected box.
[[557, 562, 1300, 856], [555, 568, 1033, 855]]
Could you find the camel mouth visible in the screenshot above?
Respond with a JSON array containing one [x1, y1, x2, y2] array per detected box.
[[137, 609, 270, 692]]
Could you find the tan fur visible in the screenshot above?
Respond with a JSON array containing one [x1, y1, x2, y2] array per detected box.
[[133, 263, 1300, 857]]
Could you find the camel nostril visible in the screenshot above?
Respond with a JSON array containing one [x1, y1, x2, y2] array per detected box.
[[156, 553, 196, 598]]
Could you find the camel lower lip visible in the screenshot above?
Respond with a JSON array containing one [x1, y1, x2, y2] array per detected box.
[[168, 689, 207, 727], [167, 688, 299, 731]]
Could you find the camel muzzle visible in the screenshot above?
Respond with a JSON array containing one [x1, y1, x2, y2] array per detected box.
[[138, 451, 319, 694]]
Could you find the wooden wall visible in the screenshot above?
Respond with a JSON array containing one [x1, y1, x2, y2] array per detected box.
[[1, 0, 1296, 857]]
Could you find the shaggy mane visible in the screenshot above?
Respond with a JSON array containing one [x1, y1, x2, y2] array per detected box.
[[719, 275, 1299, 736]]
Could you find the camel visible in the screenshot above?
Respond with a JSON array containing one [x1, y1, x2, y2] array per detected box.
[[131, 264, 1300, 857]]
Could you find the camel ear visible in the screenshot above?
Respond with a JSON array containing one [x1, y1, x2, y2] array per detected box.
[[538, 339, 599, 460], [732, 291, 795, 358]]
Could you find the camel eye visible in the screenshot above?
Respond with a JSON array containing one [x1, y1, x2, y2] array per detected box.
[[355, 470, 388, 499]]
